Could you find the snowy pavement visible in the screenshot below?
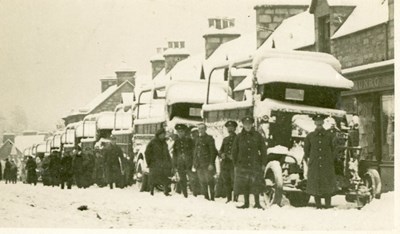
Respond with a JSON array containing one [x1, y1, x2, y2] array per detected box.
[[0, 182, 395, 231]]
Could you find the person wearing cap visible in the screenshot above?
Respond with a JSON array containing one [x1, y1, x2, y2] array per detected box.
[[103, 135, 123, 189], [172, 124, 194, 198], [219, 120, 238, 203], [72, 145, 84, 188], [232, 116, 266, 209], [49, 149, 61, 187], [304, 114, 337, 209], [145, 128, 173, 196], [60, 150, 73, 189], [193, 123, 218, 201], [25, 156, 37, 186], [188, 127, 201, 196]]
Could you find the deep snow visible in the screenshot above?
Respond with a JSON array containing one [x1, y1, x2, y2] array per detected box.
[[0, 182, 395, 231]]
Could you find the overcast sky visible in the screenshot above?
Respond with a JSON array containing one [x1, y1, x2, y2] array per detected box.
[[0, 0, 266, 131]]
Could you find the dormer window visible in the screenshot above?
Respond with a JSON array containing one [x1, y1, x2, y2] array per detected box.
[[168, 41, 185, 49], [208, 18, 235, 29]]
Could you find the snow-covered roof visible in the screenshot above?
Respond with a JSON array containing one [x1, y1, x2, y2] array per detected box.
[[166, 53, 204, 82], [95, 111, 132, 130], [254, 98, 347, 118], [331, 0, 389, 39], [165, 80, 231, 105], [233, 73, 253, 92], [14, 135, 46, 152], [310, 0, 359, 13], [150, 54, 165, 62], [256, 57, 353, 89], [163, 48, 190, 56], [78, 85, 118, 113], [134, 117, 166, 125], [121, 92, 134, 105], [230, 68, 252, 77], [202, 99, 253, 112], [261, 11, 315, 50], [342, 59, 394, 74], [255, 0, 310, 7], [75, 121, 96, 138]]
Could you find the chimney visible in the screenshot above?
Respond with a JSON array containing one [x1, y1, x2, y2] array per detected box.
[[203, 17, 240, 59], [150, 47, 167, 79], [255, 2, 309, 48], [100, 78, 117, 93], [163, 41, 189, 74], [115, 69, 136, 86], [3, 133, 15, 144]]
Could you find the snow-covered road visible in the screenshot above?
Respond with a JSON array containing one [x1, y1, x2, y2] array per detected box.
[[0, 183, 395, 231]]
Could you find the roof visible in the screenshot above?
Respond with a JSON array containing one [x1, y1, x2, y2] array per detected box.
[[203, 26, 241, 37], [163, 48, 190, 56], [14, 135, 46, 152], [0, 140, 23, 160], [234, 73, 253, 92], [260, 11, 315, 50], [166, 53, 204, 82], [342, 59, 394, 74], [255, 0, 310, 8], [331, 0, 389, 39], [231, 68, 252, 77], [150, 54, 165, 61], [256, 57, 353, 89], [310, 0, 359, 13]]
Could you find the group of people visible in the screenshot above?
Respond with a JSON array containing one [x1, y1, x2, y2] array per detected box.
[[23, 135, 134, 190], [145, 116, 268, 209], [0, 158, 18, 184]]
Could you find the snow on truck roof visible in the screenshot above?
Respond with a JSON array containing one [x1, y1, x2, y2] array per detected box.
[[253, 49, 353, 90]]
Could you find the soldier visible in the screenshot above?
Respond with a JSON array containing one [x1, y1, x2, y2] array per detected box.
[[172, 124, 194, 198], [72, 145, 84, 188], [60, 151, 73, 189], [188, 127, 201, 196], [25, 156, 37, 185], [10, 159, 18, 184], [219, 120, 238, 203], [103, 135, 123, 189], [82, 147, 95, 188], [94, 148, 107, 187], [49, 149, 61, 187], [0, 159, 2, 181], [304, 114, 337, 209], [193, 123, 217, 201], [4, 158, 11, 184], [232, 116, 266, 209], [145, 128, 172, 196]]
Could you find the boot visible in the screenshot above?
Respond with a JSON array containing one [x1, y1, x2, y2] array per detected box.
[[253, 194, 264, 209], [226, 191, 232, 203], [237, 194, 250, 209], [109, 183, 113, 189], [315, 196, 322, 209], [210, 186, 215, 201], [324, 196, 332, 208]]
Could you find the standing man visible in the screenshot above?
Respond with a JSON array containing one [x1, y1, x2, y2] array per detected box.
[[72, 145, 84, 188], [60, 151, 73, 189], [145, 128, 172, 196], [232, 116, 266, 209], [304, 114, 337, 209], [172, 124, 194, 198], [4, 158, 11, 184], [219, 120, 238, 203], [25, 156, 37, 186], [193, 123, 217, 201], [49, 149, 61, 187], [188, 127, 201, 196], [103, 135, 123, 189]]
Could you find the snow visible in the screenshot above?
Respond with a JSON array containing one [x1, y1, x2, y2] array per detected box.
[[230, 67, 252, 77], [133, 117, 166, 125], [267, 145, 289, 155], [75, 121, 96, 138], [255, 0, 310, 7], [165, 80, 231, 105], [163, 48, 190, 56], [78, 85, 118, 113], [14, 135, 46, 154], [326, 0, 361, 7], [260, 11, 315, 50], [203, 26, 241, 37], [342, 59, 394, 74], [95, 111, 132, 130], [121, 92, 134, 105], [254, 98, 347, 118], [256, 57, 353, 89], [166, 53, 204, 81], [0, 183, 395, 230], [331, 0, 389, 39], [166, 117, 202, 131], [233, 73, 253, 92], [202, 99, 253, 112], [149, 53, 165, 61]]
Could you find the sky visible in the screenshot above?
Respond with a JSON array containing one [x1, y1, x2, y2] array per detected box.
[[0, 0, 266, 132]]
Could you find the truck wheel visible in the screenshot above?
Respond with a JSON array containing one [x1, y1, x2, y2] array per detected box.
[[363, 169, 382, 200], [135, 159, 148, 192], [263, 161, 283, 207], [287, 192, 310, 207]]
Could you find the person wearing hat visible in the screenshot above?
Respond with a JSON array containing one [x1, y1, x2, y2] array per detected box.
[[219, 120, 238, 203], [304, 114, 337, 209], [60, 150, 73, 189], [192, 123, 218, 201], [145, 128, 173, 196], [103, 135, 123, 189], [49, 149, 61, 187], [188, 127, 201, 196], [25, 156, 38, 186], [232, 116, 266, 209], [172, 124, 194, 198]]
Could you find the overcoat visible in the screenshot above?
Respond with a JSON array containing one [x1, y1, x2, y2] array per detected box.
[[25, 157, 37, 184], [145, 138, 172, 186], [304, 128, 338, 196], [232, 129, 267, 195], [60, 154, 73, 181], [103, 144, 123, 184], [193, 134, 217, 183], [172, 137, 194, 171]]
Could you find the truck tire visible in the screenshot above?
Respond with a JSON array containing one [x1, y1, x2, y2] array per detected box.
[[363, 169, 382, 199], [263, 161, 283, 207]]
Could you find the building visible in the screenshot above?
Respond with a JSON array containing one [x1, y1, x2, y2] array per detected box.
[[250, 0, 394, 191]]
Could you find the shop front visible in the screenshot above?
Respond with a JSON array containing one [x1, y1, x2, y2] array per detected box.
[[341, 60, 394, 192]]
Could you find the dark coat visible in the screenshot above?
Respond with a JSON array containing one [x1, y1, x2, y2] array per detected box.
[[4, 160, 11, 180], [25, 157, 37, 184], [60, 155, 73, 180], [304, 128, 338, 196], [193, 134, 217, 170], [145, 137, 172, 186], [219, 133, 236, 170], [172, 137, 194, 171], [49, 153, 61, 182], [94, 152, 106, 186], [103, 144, 123, 184], [232, 129, 267, 195]]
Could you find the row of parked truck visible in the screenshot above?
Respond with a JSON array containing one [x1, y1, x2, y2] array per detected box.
[[23, 49, 382, 208]]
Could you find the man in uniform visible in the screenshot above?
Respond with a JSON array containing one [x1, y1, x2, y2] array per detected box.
[[303, 114, 337, 209], [60, 150, 73, 189], [188, 127, 201, 196], [25, 156, 37, 186], [172, 124, 194, 198], [232, 116, 266, 209], [49, 149, 61, 187], [192, 123, 217, 201], [219, 120, 238, 203], [103, 135, 123, 189]]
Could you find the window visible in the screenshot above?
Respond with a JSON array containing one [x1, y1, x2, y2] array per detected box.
[[285, 88, 304, 101], [381, 93, 394, 161], [318, 15, 331, 53]]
